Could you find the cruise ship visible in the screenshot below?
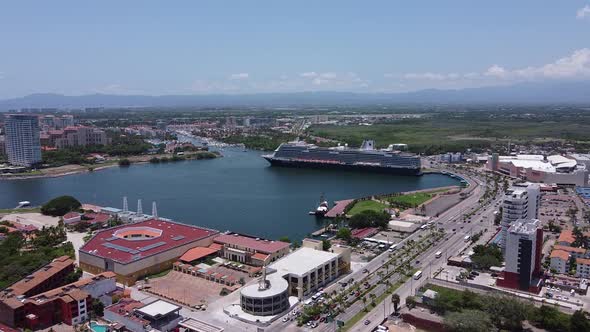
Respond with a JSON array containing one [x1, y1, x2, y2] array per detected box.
[[263, 140, 421, 175]]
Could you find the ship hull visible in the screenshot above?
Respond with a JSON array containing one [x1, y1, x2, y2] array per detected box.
[[264, 157, 422, 176]]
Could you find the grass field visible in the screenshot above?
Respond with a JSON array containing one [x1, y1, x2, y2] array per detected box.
[[388, 192, 434, 206], [347, 200, 388, 216], [307, 113, 590, 154]]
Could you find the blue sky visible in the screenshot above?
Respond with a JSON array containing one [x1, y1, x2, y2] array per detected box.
[[0, 1, 589, 98]]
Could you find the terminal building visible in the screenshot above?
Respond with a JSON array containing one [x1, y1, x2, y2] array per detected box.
[[497, 219, 543, 293], [79, 219, 219, 285], [487, 154, 588, 186], [239, 239, 351, 316]]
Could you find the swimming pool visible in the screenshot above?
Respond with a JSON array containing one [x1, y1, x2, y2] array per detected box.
[[90, 322, 108, 332]]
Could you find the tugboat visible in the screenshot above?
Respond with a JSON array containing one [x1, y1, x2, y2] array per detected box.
[[310, 194, 329, 217]]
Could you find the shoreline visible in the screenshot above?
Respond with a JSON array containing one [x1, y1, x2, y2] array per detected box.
[[0, 151, 221, 181]]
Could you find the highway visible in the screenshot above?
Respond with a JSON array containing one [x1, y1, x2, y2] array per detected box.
[[349, 171, 504, 332], [272, 168, 500, 332]]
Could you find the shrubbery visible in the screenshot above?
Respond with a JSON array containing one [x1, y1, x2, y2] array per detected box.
[[41, 195, 81, 216]]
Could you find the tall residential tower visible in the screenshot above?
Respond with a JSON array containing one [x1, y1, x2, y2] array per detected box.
[[500, 183, 540, 251], [4, 114, 42, 167]]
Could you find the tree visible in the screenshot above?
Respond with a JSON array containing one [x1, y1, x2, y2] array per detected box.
[[41, 195, 81, 217], [91, 299, 104, 318], [391, 293, 401, 314], [118, 158, 131, 166], [362, 296, 368, 311], [570, 310, 590, 332], [278, 236, 291, 243], [336, 227, 352, 242], [322, 239, 331, 251], [443, 309, 493, 332], [348, 210, 390, 229], [405, 296, 417, 309], [573, 226, 586, 248]]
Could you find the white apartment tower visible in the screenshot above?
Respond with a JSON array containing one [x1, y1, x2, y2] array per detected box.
[[4, 114, 42, 167], [498, 218, 543, 292], [500, 183, 540, 251]]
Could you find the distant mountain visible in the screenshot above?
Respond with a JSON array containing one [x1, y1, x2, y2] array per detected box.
[[1, 80, 590, 110]]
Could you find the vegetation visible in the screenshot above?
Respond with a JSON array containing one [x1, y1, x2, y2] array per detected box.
[[336, 227, 352, 243], [322, 239, 331, 251], [470, 244, 503, 269], [387, 191, 435, 208], [118, 158, 131, 166], [425, 284, 586, 332], [42, 132, 152, 167], [443, 309, 494, 332], [347, 200, 388, 216], [222, 132, 296, 151], [348, 210, 390, 229], [41, 195, 81, 216], [279, 236, 291, 243], [307, 111, 590, 154], [0, 224, 74, 289]]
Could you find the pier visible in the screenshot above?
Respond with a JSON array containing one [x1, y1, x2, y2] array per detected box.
[[325, 199, 354, 218]]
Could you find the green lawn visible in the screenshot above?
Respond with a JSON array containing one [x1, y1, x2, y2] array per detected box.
[[388, 192, 434, 206], [347, 200, 388, 216]]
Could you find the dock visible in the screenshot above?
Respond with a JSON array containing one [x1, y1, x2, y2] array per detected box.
[[325, 199, 354, 218]]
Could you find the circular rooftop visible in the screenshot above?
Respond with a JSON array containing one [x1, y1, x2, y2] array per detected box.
[[113, 226, 163, 241]]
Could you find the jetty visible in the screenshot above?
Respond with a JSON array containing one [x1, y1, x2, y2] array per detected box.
[[325, 199, 354, 218]]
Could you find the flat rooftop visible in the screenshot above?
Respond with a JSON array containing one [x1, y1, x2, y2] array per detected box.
[[80, 219, 218, 264], [269, 247, 339, 277], [137, 299, 180, 318]]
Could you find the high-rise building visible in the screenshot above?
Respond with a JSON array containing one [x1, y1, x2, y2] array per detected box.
[[497, 218, 543, 292], [500, 183, 540, 251], [4, 114, 42, 167]]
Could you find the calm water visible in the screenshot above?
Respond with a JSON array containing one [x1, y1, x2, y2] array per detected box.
[[0, 149, 459, 240]]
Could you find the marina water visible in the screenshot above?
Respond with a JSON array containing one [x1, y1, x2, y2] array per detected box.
[[0, 149, 460, 240]]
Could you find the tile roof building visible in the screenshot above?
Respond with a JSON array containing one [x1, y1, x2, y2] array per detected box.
[[557, 230, 575, 246], [3, 256, 75, 298], [79, 219, 218, 285], [213, 233, 290, 266], [0, 272, 116, 329], [549, 249, 570, 274]]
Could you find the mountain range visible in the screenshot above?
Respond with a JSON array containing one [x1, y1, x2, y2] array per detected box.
[[1, 80, 589, 110]]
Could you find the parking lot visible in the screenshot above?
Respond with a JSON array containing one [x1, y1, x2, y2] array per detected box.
[[143, 271, 230, 308]]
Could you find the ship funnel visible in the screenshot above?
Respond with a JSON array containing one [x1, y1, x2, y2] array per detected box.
[[360, 140, 374, 150]]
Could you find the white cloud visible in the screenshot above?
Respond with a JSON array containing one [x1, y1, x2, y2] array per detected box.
[[300, 72, 318, 78], [484, 64, 508, 78], [396, 48, 590, 85], [577, 5, 590, 19], [229, 73, 249, 80]]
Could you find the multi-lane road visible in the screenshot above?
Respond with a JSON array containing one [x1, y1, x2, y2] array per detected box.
[[271, 169, 503, 332]]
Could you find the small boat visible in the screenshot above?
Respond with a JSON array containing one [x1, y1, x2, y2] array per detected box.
[[314, 194, 329, 217]]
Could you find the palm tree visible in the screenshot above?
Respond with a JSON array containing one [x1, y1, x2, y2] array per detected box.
[[362, 296, 367, 311], [391, 293, 401, 315]]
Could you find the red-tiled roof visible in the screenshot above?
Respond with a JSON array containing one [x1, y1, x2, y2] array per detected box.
[[4, 256, 74, 296], [252, 252, 270, 261], [179, 246, 219, 263], [557, 230, 575, 245], [550, 249, 569, 261], [63, 212, 81, 219], [83, 212, 111, 224], [576, 258, 590, 266], [351, 227, 379, 239], [80, 219, 218, 264], [209, 243, 224, 251], [214, 234, 290, 254], [554, 245, 586, 254]]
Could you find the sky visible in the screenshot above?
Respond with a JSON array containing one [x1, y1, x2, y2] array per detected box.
[[0, 1, 589, 98]]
